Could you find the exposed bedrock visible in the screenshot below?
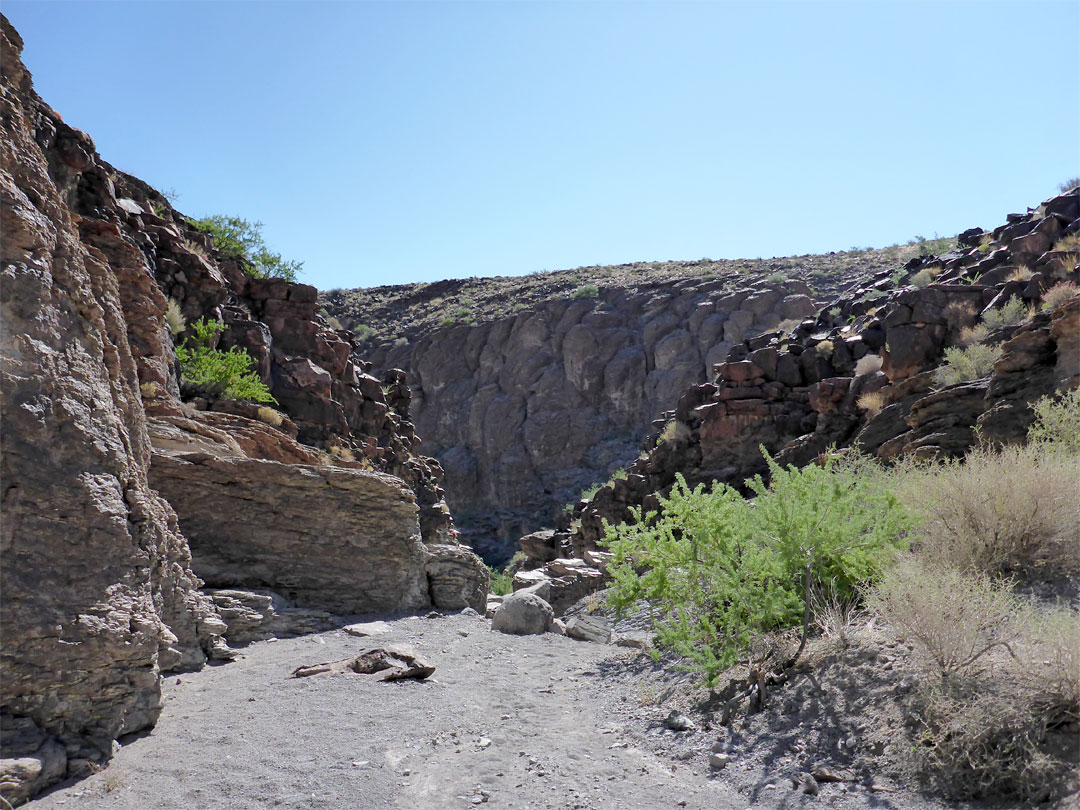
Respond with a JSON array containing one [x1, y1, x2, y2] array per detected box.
[[359, 281, 818, 557], [0, 17, 221, 803], [0, 14, 487, 802], [148, 416, 487, 615]]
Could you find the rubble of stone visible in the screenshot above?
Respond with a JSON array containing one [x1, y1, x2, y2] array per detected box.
[[0, 15, 484, 803]]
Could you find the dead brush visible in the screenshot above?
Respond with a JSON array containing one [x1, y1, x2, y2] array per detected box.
[[1040, 280, 1080, 312], [895, 443, 1080, 577], [909, 679, 1068, 802], [869, 559, 1024, 678]]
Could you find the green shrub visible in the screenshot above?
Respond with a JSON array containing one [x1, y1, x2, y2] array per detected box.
[[572, 284, 600, 299], [933, 343, 1002, 387], [603, 451, 911, 685], [1027, 387, 1080, 453], [981, 296, 1030, 330], [176, 317, 276, 403], [488, 565, 514, 596], [190, 215, 302, 282]]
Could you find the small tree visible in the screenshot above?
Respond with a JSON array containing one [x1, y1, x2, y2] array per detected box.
[[191, 215, 302, 282], [175, 318, 276, 403]]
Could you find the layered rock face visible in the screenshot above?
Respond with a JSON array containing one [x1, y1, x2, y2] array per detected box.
[[353, 280, 818, 556], [0, 18, 221, 801], [1, 16, 485, 801]]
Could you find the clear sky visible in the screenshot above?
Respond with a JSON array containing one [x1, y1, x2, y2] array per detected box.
[[4, 1, 1078, 291]]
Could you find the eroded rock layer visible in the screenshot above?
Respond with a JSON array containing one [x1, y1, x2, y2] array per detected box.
[[0, 15, 486, 802], [0, 18, 221, 802]]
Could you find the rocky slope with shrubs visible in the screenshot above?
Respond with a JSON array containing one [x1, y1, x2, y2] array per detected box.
[[538, 185, 1080, 562], [0, 17, 485, 804], [324, 241, 949, 558]]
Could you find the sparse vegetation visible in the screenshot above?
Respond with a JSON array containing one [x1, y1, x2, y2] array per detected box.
[[572, 284, 600, 299], [981, 296, 1031, 330], [933, 343, 1003, 387], [175, 317, 276, 403], [1058, 177, 1080, 192], [1041, 280, 1080, 312], [909, 234, 956, 257], [165, 298, 186, 336], [190, 215, 302, 281]]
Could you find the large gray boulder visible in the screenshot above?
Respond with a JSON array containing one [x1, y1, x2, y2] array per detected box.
[[491, 592, 554, 635]]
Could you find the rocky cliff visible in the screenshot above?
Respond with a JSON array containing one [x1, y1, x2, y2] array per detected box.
[[325, 246, 934, 559], [541, 187, 1080, 578], [0, 17, 485, 803]]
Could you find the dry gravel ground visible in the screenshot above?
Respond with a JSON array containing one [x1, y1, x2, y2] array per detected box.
[[28, 610, 987, 810]]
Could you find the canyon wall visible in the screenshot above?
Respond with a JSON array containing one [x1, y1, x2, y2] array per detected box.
[[0, 17, 485, 802], [353, 280, 819, 557]]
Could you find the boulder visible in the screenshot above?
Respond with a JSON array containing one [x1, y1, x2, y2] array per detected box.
[[564, 615, 612, 644], [491, 592, 554, 635], [150, 449, 433, 615]]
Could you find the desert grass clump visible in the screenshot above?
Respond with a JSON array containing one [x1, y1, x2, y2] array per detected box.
[[1040, 280, 1080, 312], [981, 296, 1031, 330], [896, 443, 1080, 576], [256, 406, 284, 427], [933, 343, 1002, 387], [1052, 231, 1080, 252], [856, 390, 887, 416], [853, 353, 882, 376], [1007, 265, 1034, 282], [165, 299, 186, 336], [776, 317, 802, 333]]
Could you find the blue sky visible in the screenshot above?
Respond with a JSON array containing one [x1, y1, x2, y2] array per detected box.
[[5, 1, 1078, 291]]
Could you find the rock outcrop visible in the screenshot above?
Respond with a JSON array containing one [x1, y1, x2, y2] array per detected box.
[[0, 16, 486, 802], [556, 187, 1080, 564], [0, 18, 222, 802]]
